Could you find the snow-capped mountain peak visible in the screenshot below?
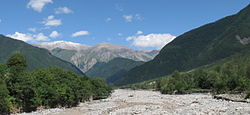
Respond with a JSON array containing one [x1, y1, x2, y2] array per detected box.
[[33, 41, 90, 51]]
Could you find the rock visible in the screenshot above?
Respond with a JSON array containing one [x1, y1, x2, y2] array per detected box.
[[15, 89, 250, 115]]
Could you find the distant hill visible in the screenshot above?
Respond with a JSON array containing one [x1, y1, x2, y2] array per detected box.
[[0, 35, 84, 75], [85, 57, 144, 82], [34, 41, 159, 73], [115, 4, 250, 85]]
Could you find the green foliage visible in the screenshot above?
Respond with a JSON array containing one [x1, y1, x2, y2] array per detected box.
[[0, 64, 8, 79], [156, 48, 250, 95], [159, 71, 195, 94], [120, 80, 157, 90], [123, 48, 250, 96], [246, 90, 250, 99], [90, 78, 112, 99], [0, 53, 112, 113], [6, 53, 27, 70], [0, 77, 11, 115]]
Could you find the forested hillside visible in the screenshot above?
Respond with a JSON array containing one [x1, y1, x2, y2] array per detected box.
[[0, 35, 84, 75], [115, 4, 250, 85], [86, 57, 144, 82], [123, 48, 250, 99]]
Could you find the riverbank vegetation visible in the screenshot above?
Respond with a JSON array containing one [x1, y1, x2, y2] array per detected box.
[[0, 53, 112, 114], [123, 50, 250, 99]]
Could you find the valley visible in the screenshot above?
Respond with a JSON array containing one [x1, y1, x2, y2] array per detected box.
[[1, 1, 250, 115], [16, 89, 250, 115]]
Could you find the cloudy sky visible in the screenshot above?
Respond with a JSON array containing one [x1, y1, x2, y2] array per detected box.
[[0, 0, 249, 50]]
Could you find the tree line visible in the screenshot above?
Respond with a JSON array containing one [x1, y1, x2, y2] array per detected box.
[[122, 51, 250, 99], [0, 53, 112, 114], [157, 58, 250, 98]]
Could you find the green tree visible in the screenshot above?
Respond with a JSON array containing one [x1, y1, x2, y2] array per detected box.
[[0, 64, 8, 79], [6, 53, 27, 71], [0, 54, 112, 113], [91, 78, 112, 99], [0, 78, 11, 114]]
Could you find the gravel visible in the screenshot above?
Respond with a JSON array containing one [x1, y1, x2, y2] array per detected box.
[[14, 89, 250, 115]]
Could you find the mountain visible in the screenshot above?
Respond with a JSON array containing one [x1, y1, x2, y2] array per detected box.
[[0, 35, 84, 75], [141, 50, 159, 57], [114, 4, 250, 85], [34, 41, 159, 73], [86, 57, 144, 82], [34, 41, 90, 51]]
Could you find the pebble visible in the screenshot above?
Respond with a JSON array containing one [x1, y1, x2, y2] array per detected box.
[[15, 89, 250, 115]]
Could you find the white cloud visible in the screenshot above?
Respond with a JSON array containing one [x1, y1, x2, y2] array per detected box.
[[55, 7, 73, 14], [7, 32, 49, 42], [7, 32, 33, 42], [27, 0, 53, 12], [71, 31, 89, 37], [28, 28, 37, 32], [136, 31, 143, 35], [0, 19, 2, 23], [35, 33, 50, 41], [135, 14, 142, 20], [123, 14, 143, 22], [118, 33, 123, 36], [123, 15, 133, 22], [42, 15, 62, 26], [49, 31, 60, 38], [106, 18, 112, 22], [126, 33, 176, 49]]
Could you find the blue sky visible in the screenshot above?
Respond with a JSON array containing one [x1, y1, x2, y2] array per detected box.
[[0, 0, 249, 50]]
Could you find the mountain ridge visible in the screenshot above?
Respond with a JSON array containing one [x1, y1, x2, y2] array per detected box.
[[86, 57, 144, 81], [34, 41, 159, 73], [114, 4, 250, 85], [0, 35, 84, 75]]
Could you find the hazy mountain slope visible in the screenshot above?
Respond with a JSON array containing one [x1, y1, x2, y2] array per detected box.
[[86, 57, 144, 80], [51, 48, 77, 63], [142, 50, 160, 57], [115, 4, 250, 85], [34, 42, 158, 72], [0, 35, 84, 75]]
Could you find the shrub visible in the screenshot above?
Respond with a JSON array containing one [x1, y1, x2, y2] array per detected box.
[[0, 78, 11, 114], [0, 53, 113, 113]]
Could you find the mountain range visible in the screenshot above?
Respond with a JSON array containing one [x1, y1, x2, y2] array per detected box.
[[34, 41, 159, 74], [0, 35, 84, 75], [114, 4, 250, 85], [2, 5, 249, 87]]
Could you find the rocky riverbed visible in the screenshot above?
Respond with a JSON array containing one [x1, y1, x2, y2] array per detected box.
[[15, 89, 250, 115]]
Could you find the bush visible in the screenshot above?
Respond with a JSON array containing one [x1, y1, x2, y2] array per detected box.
[[246, 90, 250, 99], [0, 53, 113, 113], [159, 71, 191, 94], [90, 78, 112, 99], [157, 60, 250, 95], [0, 78, 11, 114]]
